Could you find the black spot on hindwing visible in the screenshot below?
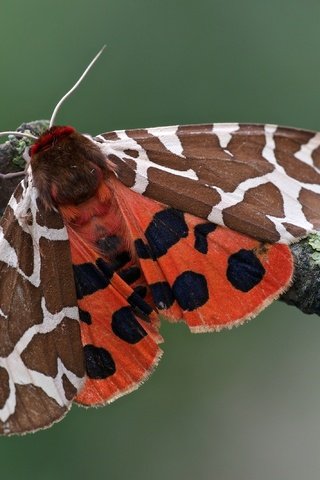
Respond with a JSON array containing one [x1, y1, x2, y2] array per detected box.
[[227, 249, 266, 292], [149, 281, 175, 310], [97, 234, 121, 254], [172, 271, 209, 310], [109, 251, 131, 270], [112, 307, 147, 343], [133, 285, 147, 298], [194, 222, 217, 253], [73, 261, 110, 299], [126, 291, 153, 320], [78, 308, 92, 325], [119, 266, 141, 284], [96, 258, 114, 279], [144, 208, 188, 258], [73, 257, 116, 299], [134, 238, 152, 259], [84, 345, 116, 379]]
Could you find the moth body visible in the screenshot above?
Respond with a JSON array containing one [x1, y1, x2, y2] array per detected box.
[[30, 126, 109, 209]]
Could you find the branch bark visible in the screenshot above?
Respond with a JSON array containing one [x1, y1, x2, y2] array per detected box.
[[0, 121, 49, 215]]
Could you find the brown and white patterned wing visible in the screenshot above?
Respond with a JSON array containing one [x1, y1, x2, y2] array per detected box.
[[96, 124, 320, 243], [0, 174, 84, 435]]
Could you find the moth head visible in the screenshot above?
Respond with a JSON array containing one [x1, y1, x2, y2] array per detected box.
[[0, 46, 107, 209], [30, 125, 108, 209]]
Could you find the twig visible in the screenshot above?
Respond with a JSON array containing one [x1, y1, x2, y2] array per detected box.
[[0, 121, 48, 214]]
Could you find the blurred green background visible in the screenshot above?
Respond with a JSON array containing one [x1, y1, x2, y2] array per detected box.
[[1, 0, 320, 479]]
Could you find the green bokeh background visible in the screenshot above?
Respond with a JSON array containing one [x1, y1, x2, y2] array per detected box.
[[1, 1, 320, 479]]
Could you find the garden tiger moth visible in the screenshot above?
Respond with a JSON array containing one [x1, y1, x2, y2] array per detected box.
[[0, 47, 319, 435]]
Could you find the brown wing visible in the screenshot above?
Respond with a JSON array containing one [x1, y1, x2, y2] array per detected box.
[[97, 124, 320, 243], [0, 177, 84, 435]]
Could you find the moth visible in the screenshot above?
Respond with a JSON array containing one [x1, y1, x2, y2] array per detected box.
[[0, 47, 320, 435]]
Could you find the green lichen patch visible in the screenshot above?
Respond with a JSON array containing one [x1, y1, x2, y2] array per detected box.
[[308, 233, 320, 264]]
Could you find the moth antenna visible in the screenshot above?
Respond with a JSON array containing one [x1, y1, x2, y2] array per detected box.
[[49, 45, 106, 128], [0, 131, 38, 140]]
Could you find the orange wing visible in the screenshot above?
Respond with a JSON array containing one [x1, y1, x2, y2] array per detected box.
[[65, 226, 162, 407], [61, 176, 293, 406], [112, 177, 294, 332]]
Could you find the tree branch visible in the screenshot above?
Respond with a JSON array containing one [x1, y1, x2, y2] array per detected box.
[[0, 121, 48, 215]]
